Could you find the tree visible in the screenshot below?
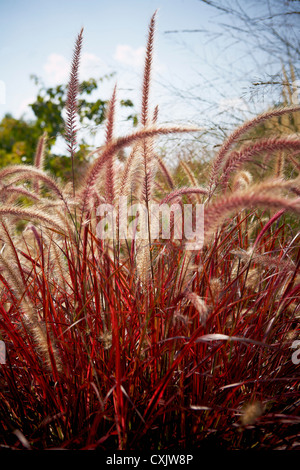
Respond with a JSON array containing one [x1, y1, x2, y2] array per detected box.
[[163, 0, 300, 136], [0, 114, 41, 167], [30, 74, 137, 142], [0, 75, 137, 179]]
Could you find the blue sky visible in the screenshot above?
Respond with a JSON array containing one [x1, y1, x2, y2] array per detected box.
[[0, 1, 210, 118], [0, 0, 283, 151]]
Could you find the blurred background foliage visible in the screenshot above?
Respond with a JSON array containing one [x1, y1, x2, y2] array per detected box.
[[0, 0, 299, 184], [0, 75, 137, 182]]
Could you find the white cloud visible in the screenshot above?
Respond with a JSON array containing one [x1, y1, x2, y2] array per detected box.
[[16, 96, 36, 118], [43, 53, 69, 84], [113, 44, 145, 69], [43, 52, 106, 85], [218, 97, 249, 113], [80, 52, 105, 78]]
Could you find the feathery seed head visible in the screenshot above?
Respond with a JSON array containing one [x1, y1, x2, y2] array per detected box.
[[99, 331, 113, 350], [185, 292, 208, 326], [232, 171, 253, 191], [240, 401, 264, 426]]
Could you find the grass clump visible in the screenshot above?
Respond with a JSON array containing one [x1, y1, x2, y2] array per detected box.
[[0, 13, 299, 450]]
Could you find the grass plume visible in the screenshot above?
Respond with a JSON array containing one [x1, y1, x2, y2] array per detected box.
[[65, 27, 84, 197]]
